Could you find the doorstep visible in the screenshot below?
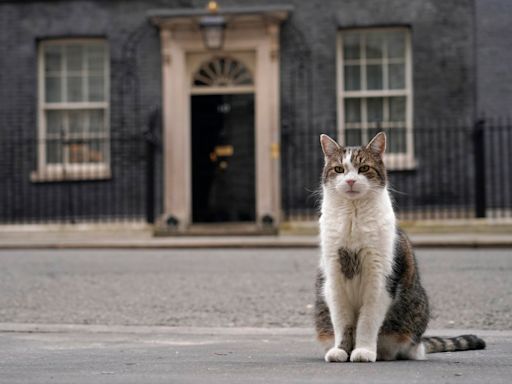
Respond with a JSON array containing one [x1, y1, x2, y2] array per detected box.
[[153, 222, 278, 236]]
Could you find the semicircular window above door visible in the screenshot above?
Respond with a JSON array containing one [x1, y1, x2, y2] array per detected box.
[[192, 57, 254, 87]]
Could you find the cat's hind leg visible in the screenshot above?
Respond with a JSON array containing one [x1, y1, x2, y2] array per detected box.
[[405, 342, 426, 360], [377, 333, 425, 361], [316, 330, 334, 351]]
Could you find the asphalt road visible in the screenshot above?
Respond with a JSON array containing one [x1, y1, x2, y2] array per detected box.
[[0, 326, 510, 384], [1, 248, 511, 383], [0, 248, 511, 329]]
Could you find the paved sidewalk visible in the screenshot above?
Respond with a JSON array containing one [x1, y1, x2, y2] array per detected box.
[[1, 228, 512, 248], [0, 324, 509, 384]]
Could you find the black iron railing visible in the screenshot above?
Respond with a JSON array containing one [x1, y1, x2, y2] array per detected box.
[[1, 118, 511, 225], [281, 118, 512, 222], [0, 133, 158, 224]]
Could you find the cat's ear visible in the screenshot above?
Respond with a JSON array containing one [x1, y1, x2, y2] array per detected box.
[[366, 132, 386, 157], [320, 134, 341, 158]]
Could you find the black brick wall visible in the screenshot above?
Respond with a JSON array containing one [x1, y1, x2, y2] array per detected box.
[[2, 0, 501, 223], [475, 0, 512, 117]]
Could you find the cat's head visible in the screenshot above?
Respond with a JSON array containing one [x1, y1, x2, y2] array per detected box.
[[320, 132, 387, 200]]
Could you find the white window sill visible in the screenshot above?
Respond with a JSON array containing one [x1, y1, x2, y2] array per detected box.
[[30, 167, 111, 182]]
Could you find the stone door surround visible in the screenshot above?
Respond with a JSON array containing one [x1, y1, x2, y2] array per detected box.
[[149, 5, 291, 233]]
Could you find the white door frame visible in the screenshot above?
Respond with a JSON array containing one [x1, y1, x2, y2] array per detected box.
[[154, 13, 287, 232]]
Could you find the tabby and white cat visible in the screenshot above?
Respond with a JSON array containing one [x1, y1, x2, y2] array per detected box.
[[315, 132, 485, 362]]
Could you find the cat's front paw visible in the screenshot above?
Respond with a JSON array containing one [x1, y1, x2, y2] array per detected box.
[[350, 348, 377, 362], [324, 347, 349, 362]]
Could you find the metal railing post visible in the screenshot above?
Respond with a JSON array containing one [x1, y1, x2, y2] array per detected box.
[[145, 137, 155, 224], [144, 110, 159, 224], [473, 119, 487, 218]]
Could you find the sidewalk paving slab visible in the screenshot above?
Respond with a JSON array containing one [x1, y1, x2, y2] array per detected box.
[[1, 230, 512, 248], [0, 324, 510, 384]]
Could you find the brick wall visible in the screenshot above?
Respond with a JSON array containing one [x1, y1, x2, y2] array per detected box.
[[0, 0, 482, 222]]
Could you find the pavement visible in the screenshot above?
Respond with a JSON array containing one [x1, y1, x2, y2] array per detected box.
[[1, 324, 510, 384], [1, 226, 512, 248], [1, 248, 511, 329], [1, 247, 511, 382]]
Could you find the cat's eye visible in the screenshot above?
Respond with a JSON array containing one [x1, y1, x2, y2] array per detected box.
[[359, 165, 370, 173], [334, 166, 344, 174]]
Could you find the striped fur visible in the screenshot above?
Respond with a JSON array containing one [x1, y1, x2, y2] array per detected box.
[[422, 335, 486, 353], [316, 133, 486, 362]]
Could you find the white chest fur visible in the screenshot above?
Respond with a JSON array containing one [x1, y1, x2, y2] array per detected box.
[[319, 188, 396, 307], [320, 188, 396, 253]]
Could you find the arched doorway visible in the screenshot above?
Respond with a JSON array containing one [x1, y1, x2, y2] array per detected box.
[[153, 7, 289, 233], [190, 56, 256, 223]]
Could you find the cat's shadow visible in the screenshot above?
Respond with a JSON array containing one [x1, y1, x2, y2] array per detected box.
[[294, 357, 431, 364]]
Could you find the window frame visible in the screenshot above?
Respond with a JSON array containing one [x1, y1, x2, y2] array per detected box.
[[32, 38, 111, 182], [336, 27, 415, 170]]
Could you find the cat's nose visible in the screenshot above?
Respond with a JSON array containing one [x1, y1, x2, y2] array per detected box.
[[346, 179, 356, 187]]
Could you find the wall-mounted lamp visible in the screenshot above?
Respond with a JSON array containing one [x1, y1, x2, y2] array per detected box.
[[199, 1, 226, 50]]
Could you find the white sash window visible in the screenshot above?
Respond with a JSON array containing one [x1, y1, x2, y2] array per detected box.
[[338, 28, 414, 169], [33, 39, 110, 181]]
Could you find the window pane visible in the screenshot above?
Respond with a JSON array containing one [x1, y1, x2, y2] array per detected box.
[[68, 141, 87, 163], [45, 77, 61, 102], [344, 65, 361, 91], [66, 45, 83, 72], [67, 140, 105, 163], [389, 97, 406, 122], [343, 33, 360, 60], [46, 140, 63, 164], [344, 99, 361, 123], [365, 32, 383, 59], [88, 75, 105, 101], [389, 63, 405, 89], [87, 45, 105, 73], [46, 110, 65, 135], [367, 128, 382, 143], [345, 129, 361, 146], [367, 98, 384, 122], [67, 75, 83, 102], [89, 110, 105, 133], [69, 111, 85, 135], [387, 128, 407, 153], [44, 45, 62, 74], [87, 140, 106, 163], [387, 32, 405, 59], [366, 65, 383, 90]]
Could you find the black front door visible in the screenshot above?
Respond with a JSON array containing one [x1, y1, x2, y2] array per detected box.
[[191, 94, 255, 223]]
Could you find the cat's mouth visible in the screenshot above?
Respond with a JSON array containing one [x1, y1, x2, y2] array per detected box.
[[345, 189, 361, 195]]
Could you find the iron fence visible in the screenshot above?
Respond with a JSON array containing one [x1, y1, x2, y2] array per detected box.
[[1, 118, 511, 225], [0, 133, 158, 224], [281, 118, 512, 222]]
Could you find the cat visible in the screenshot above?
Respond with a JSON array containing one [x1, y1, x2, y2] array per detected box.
[[314, 132, 485, 362]]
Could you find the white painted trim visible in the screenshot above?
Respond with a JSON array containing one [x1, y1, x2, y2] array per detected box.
[[43, 102, 109, 109], [343, 90, 408, 98], [30, 164, 111, 182], [37, 39, 46, 176], [190, 86, 255, 95], [405, 28, 415, 166], [268, 23, 282, 224], [160, 29, 175, 226]]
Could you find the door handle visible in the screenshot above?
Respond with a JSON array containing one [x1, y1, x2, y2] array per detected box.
[[214, 145, 234, 157]]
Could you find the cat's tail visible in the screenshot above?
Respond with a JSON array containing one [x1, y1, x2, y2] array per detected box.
[[422, 334, 485, 353]]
